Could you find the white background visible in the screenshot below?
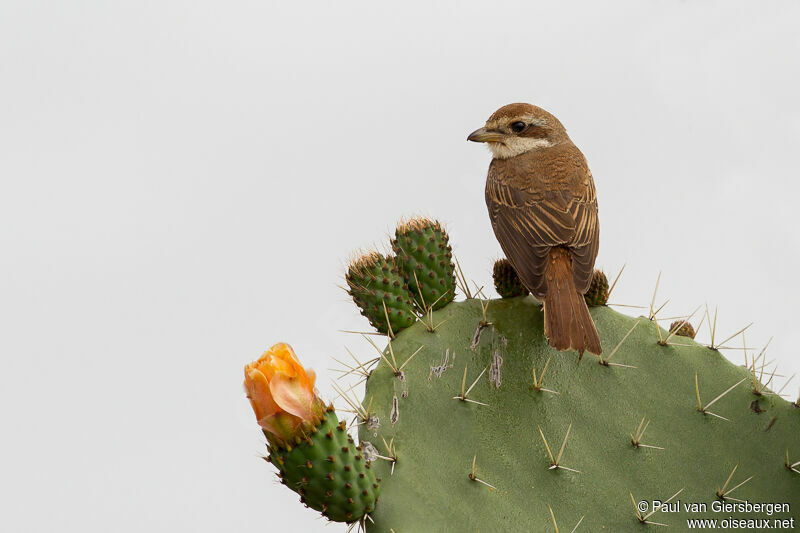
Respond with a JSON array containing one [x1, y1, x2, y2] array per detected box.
[[1, 1, 798, 531]]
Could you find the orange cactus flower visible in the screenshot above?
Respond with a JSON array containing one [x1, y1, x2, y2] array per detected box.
[[244, 343, 325, 444]]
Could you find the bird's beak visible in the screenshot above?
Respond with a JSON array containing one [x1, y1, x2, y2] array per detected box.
[[467, 127, 504, 143]]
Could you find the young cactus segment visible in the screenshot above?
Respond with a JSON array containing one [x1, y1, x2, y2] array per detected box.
[[492, 258, 529, 298], [669, 320, 696, 339], [244, 344, 380, 523], [346, 252, 416, 335], [268, 410, 380, 523], [583, 269, 609, 307], [391, 218, 456, 312]]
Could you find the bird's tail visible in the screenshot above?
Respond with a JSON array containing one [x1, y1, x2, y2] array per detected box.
[[543, 247, 602, 357]]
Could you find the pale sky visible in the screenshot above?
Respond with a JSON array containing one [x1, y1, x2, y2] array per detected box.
[[1, 1, 798, 531]]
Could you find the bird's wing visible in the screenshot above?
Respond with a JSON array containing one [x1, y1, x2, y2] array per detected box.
[[567, 169, 599, 293], [486, 164, 598, 297]]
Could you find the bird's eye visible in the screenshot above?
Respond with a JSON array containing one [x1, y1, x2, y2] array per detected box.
[[510, 121, 526, 133]]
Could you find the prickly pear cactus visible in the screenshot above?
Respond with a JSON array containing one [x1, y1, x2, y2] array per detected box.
[[249, 218, 799, 531], [492, 258, 529, 298], [357, 299, 800, 531]]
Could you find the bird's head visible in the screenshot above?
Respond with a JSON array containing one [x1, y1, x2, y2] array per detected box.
[[467, 103, 567, 159]]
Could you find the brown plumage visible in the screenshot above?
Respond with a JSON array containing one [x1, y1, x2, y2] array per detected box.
[[468, 103, 602, 356]]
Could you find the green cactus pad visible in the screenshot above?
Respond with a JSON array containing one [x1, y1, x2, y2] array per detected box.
[[346, 252, 417, 335], [584, 269, 609, 307], [391, 218, 455, 312], [492, 258, 529, 298], [358, 299, 800, 531], [670, 320, 697, 339], [268, 408, 380, 523]]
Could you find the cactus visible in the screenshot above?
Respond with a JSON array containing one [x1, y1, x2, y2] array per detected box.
[[670, 319, 697, 339], [492, 258, 529, 298], [391, 218, 455, 312], [267, 407, 380, 522], [584, 269, 609, 307], [357, 299, 799, 530], [248, 219, 800, 531], [346, 252, 417, 336]]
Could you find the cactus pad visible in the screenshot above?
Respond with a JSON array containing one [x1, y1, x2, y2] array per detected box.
[[268, 408, 380, 523], [358, 298, 799, 531], [346, 252, 416, 335], [492, 258, 529, 298], [391, 218, 455, 312], [583, 269, 609, 307]]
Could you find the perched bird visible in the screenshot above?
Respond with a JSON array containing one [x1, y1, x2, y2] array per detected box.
[[468, 103, 602, 356]]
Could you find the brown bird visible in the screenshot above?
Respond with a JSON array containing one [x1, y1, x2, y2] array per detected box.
[[468, 103, 602, 356]]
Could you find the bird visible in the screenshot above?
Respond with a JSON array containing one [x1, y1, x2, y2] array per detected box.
[[468, 103, 602, 356]]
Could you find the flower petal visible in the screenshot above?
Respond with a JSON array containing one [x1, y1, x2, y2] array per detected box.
[[305, 368, 317, 392], [274, 343, 300, 362], [244, 366, 281, 421], [267, 343, 305, 379], [269, 373, 316, 422]]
